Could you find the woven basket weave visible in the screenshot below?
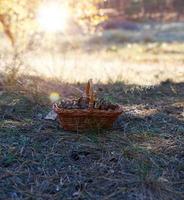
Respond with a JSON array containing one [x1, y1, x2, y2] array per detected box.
[[53, 80, 123, 132]]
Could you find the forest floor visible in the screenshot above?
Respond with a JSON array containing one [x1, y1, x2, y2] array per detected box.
[[0, 77, 184, 200], [1, 23, 184, 199]]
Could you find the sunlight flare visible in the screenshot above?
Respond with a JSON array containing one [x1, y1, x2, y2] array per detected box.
[[50, 92, 60, 102], [37, 2, 69, 32]]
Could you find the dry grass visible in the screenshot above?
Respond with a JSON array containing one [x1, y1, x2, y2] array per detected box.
[[12, 42, 184, 85], [1, 27, 184, 85], [0, 23, 184, 199], [0, 78, 184, 200]]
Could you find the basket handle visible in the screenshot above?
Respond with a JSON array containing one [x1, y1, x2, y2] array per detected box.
[[85, 79, 94, 109], [53, 103, 60, 113]]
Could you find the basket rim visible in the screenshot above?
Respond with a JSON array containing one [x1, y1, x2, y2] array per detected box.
[[53, 103, 123, 115]]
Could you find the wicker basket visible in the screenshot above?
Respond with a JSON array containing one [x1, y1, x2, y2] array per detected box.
[[53, 80, 123, 132]]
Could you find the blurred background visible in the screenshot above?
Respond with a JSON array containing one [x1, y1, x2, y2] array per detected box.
[[0, 0, 184, 85]]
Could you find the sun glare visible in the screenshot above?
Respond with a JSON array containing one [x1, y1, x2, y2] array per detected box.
[[50, 92, 60, 102], [37, 2, 69, 32]]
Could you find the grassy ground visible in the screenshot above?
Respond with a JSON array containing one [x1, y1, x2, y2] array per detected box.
[[0, 23, 184, 199], [0, 78, 184, 200], [1, 42, 184, 85], [1, 23, 184, 84]]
